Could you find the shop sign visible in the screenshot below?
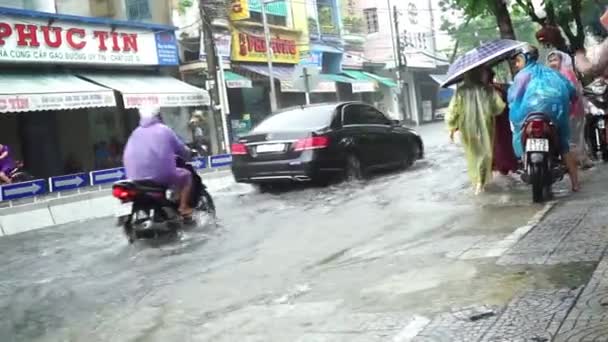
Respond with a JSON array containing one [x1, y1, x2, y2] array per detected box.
[[0, 17, 178, 66], [226, 79, 252, 88], [232, 30, 299, 64], [230, 0, 250, 21], [351, 81, 376, 93], [299, 51, 322, 67], [200, 31, 231, 60], [280, 80, 336, 93], [123, 93, 208, 109], [0, 92, 116, 113]]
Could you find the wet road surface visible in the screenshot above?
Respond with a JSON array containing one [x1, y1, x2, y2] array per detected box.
[[0, 124, 579, 341]]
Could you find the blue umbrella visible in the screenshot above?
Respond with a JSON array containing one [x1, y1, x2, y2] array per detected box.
[[440, 39, 527, 88]]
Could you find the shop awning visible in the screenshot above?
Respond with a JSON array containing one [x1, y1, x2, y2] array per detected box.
[[365, 72, 398, 88], [342, 70, 398, 88], [224, 71, 252, 88], [321, 74, 376, 93], [0, 73, 116, 113], [79, 73, 211, 108], [239, 64, 295, 81]]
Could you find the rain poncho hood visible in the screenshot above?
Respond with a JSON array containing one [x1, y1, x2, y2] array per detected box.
[[547, 50, 584, 118], [123, 116, 188, 185], [508, 59, 575, 157], [446, 79, 505, 187]]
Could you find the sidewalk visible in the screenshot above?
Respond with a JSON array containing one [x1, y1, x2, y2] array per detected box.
[[411, 165, 608, 341], [0, 168, 234, 237]]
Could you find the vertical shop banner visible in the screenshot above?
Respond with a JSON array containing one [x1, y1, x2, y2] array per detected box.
[[200, 32, 232, 61], [155, 32, 179, 66], [230, 0, 250, 21]]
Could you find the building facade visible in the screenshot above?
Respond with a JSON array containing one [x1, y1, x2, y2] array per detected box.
[[355, 0, 448, 123], [0, 1, 209, 180]]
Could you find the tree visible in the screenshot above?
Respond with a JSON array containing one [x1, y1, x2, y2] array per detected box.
[[439, 0, 517, 40], [443, 13, 540, 57], [512, 0, 588, 51]]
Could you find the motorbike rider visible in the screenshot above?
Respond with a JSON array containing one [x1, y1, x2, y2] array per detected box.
[[0, 143, 15, 184], [508, 45, 580, 192], [123, 107, 193, 218]]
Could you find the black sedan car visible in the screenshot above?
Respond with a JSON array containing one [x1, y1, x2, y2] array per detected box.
[[231, 102, 424, 185]]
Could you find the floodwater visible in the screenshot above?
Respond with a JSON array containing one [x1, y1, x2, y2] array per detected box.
[[0, 123, 584, 341]]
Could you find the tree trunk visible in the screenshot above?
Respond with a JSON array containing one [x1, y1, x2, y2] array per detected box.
[[493, 0, 517, 40]]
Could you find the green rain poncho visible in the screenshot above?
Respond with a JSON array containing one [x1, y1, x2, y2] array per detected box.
[[446, 81, 505, 188]]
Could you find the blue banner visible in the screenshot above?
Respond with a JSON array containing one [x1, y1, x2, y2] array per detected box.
[[188, 157, 208, 170], [155, 32, 179, 66], [210, 154, 232, 168], [49, 173, 90, 192], [1, 179, 47, 201], [90, 167, 126, 186]]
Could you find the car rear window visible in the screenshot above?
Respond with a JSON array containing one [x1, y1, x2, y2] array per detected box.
[[252, 105, 336, 132]]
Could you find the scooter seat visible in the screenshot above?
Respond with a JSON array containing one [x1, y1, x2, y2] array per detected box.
[[114, 179, 167, 193]]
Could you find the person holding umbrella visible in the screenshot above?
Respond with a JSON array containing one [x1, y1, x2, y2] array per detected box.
[[442, 39, 527, 194], [446, 67, 506, 194]]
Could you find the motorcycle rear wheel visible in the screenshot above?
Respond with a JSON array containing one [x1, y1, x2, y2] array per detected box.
[[531, 163, 545, 203]]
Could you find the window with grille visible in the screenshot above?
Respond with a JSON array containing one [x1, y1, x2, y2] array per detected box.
[[126, 0, 151, 20], [363, 8, 378, 33]]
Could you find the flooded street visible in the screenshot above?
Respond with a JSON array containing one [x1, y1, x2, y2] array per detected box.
[[0, 124, 580, 341]]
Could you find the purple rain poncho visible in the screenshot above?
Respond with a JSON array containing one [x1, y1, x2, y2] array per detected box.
[[123, 116, 188, 186]]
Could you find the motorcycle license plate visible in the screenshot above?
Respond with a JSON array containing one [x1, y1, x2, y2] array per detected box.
[[599, 119, 605, 129], [526, 138, 549, 152], [115, 202, 133, 217]]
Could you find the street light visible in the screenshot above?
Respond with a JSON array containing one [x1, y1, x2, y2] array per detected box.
[[261, 0, 278, 113]]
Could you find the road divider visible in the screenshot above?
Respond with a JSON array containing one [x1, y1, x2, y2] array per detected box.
[[0, 154, 232, 203]]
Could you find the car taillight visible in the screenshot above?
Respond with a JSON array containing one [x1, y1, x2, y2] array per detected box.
[[293, 136, 329, 151], [112, 187, 136, 201], [231, 143, 248, 155], [529, 120, 545, 137]]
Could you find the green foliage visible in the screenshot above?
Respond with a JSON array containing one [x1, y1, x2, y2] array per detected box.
[[342, 16, 364, 34], [178, 0, 194, 15]]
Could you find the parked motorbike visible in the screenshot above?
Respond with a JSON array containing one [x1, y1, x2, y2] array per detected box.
[[0, 161, 34, 185], [520, 112, 566, 203], [583, 79, 608, 161], [111, 155, 216, 244]]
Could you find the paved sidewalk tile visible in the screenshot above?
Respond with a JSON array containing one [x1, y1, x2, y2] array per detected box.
[[555, 259, 608, 341]]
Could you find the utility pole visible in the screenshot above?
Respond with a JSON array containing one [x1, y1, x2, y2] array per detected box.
[[393, 5, 408, 123], [198, 1, 222, 154], [261, 1, 279, 113]]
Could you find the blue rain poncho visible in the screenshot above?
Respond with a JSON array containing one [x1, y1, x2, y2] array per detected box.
[[508, 60, 575, 157]]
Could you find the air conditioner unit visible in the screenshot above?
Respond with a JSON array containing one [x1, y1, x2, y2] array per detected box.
[[89, 0, 116, 17]]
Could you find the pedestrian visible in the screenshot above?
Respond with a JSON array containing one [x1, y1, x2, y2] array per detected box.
[[482, 68, 519, 176], [0, 143, 15, 184], [574, 9, 608, 79], [547, 50, 593, 169], [446, 67, 506, 195]]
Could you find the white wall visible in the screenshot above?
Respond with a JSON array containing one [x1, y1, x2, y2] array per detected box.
[[55, 0, 91, 16]]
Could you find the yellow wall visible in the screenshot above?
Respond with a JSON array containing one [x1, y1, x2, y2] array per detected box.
[[290, 0, 310, 58]]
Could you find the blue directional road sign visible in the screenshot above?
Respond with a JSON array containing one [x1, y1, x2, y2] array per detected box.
[[49, 173, 90, 192], [1, 179, 47, 201], [209, 154, 232, 168], [90, 167, 126, 185], [188, 157, 208, 170]]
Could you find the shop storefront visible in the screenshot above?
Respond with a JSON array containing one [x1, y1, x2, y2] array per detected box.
[[0, 8, 210, 179]]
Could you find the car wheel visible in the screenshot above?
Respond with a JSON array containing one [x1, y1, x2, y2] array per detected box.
[[345, 153, 364, 181], [402, 143, 421, 169], [256, 183, 273, 193]]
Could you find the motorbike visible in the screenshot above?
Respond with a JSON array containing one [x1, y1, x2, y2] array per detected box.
[[520, 112, 566, 203], [583, 79, 608, 161], [111, 154, 216, 244], [0, 161, 34, 185]]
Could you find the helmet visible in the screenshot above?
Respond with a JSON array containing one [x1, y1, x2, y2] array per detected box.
[[139, 106, 161, 119], [512, 44, 539, 62]]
